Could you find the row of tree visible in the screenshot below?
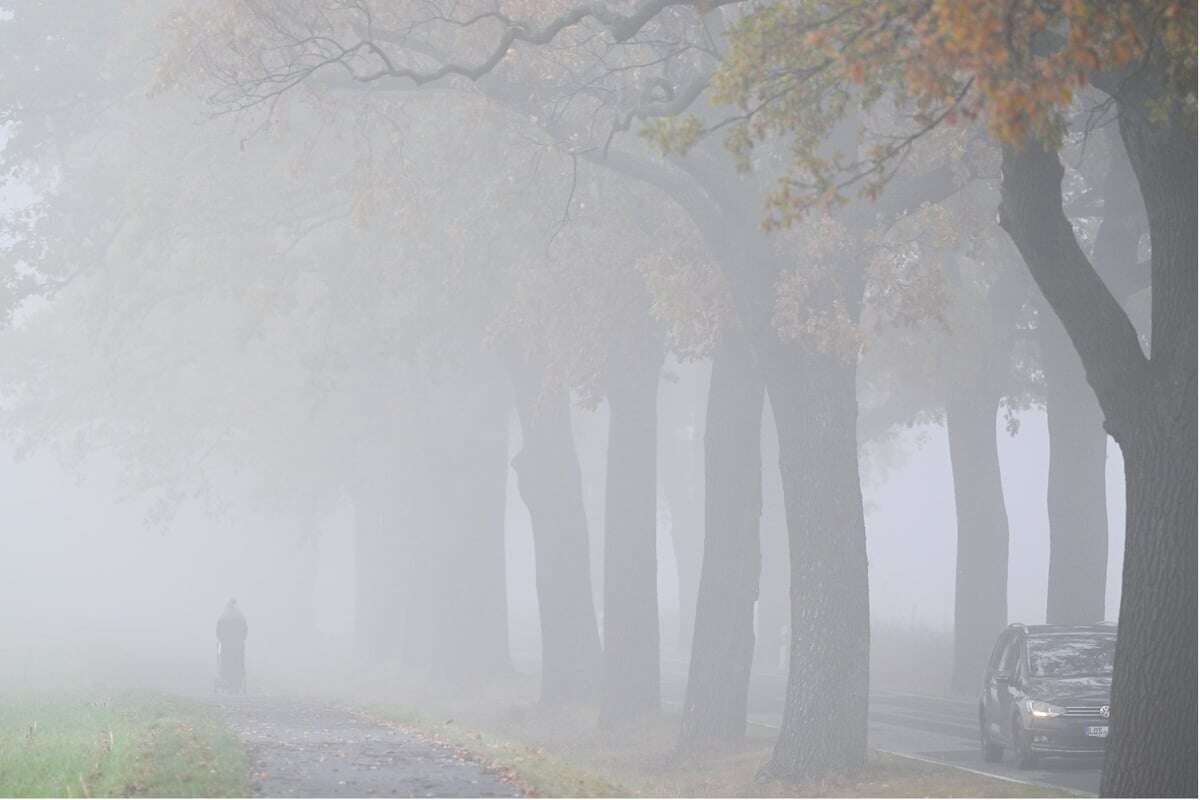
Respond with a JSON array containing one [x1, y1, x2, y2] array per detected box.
[[0, 2, 1192, 796]]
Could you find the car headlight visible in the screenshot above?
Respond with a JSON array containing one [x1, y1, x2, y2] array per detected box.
[[1026, 700, 1065, 718]]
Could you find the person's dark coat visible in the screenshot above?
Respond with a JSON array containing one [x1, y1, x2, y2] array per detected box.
[[216, 600, 248, 688]]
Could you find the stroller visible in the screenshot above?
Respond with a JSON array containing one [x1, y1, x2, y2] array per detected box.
[[214, 641, 247, 695]]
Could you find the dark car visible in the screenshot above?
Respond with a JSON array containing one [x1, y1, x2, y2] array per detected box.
[[978, 623, 1116, 768]]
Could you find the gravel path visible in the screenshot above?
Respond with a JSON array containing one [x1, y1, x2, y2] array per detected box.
[[216, 697, 523, 798]]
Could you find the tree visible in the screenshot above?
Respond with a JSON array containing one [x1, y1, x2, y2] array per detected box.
[[156, 0, 1193, 788], [656, 356, 707, 656], [679, 324, 764, 746], [2, 23, 537, 683], [682, 4, 1195, 792], [1041, 123, 1147, 626]]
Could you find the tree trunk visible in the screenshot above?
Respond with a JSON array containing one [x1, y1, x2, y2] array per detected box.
[[658, 358, 708, 656], [945, 388, 1010, 693], [1099, 86, 1196, 799], [600, 334, 665, 724], [762, 348, 870, 780], [429, 377, 513, 683], [593, 145, 930, 780], [670, 495, 703, 655], [509, 359, 602, 705], [1041, 125, 1142, 627], [571, 403, 609, 624], [1041, 314, 1108, 625], [755, 396, 789, 675], [678, 328, 764, 748], [997, 89, 1196, 794], [1102, 423, 1196, 797]]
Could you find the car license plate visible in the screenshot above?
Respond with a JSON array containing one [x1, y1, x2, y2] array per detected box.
[[1086, 726, 1109, 737]]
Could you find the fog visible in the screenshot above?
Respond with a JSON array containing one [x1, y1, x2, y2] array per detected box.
[[1, 3, 1193, 798], [0, 406, 1126, 684]]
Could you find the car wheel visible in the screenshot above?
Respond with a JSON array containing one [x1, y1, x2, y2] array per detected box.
[[980, 712, 1003, 763], [1012, 718, 1039, 769]]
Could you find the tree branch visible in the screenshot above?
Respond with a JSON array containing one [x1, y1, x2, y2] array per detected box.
[[214, 0, 744, 112], [998, 137, 1150, 438]]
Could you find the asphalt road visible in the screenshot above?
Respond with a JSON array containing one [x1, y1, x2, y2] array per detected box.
[[661, 665, 1102, 797]]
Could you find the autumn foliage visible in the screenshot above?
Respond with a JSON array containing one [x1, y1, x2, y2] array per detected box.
[[648, 0, 1196, 223]]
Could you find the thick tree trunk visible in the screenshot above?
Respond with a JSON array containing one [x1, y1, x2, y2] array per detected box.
[[509, 360, 602, 705], [678, 329, 764, 747], [429, 379, 512, 683], [1103, 424, 1196, 797], [593, 146, 938, 780], [762, 349, 870, 780], [600, 335, 665, 724], [945, 388, 1010, 693], [755, 396, 789, 674], [1099, 91, 1197, 799], [1041, 315, 1108, 625], [998, 91, 1196, 794], [669, 497, 703, 654], [570, 403, 608, 622], [658, 358, 707, 656], [1041, 126, 1142, 627]]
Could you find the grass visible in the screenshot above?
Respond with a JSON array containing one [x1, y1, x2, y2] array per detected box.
[[363, 699, 1074, 798], [0, 692, 249, 798]]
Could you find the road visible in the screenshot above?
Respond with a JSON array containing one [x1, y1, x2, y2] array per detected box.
[[662, 665, 1102, 797], [215, 696, 522, 798]]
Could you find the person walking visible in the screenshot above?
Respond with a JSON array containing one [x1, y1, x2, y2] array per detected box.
[[216, 598, 248, 694]]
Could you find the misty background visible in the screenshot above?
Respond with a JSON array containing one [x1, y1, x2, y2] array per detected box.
[[0, 404, 1125, 688]]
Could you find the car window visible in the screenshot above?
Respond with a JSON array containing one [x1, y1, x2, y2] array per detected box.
[[999, 635, 1020, 674], [1026, 634, 1116, 678], [987, 633, 1011, 672]]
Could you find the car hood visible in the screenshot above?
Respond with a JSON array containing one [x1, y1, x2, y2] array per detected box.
[[1025, 676, 1112, 705]]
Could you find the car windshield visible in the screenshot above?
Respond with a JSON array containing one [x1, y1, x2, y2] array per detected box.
[[1026, 634, 1116, 678]]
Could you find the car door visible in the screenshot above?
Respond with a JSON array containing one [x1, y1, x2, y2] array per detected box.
[[983, 632, 1015, 736], [997, 636, 1026, 741]]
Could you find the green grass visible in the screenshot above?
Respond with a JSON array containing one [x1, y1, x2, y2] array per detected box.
[[0, 692, 249, 798]]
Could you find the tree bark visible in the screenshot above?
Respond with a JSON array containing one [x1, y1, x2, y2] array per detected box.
[[755, 396, 790, 675], [1104, 423, 1196, 797], [762, 347, 870, 780], [1101, 85, 1196, 799], [658, 358, 707, 655], [600, 332, 665, 724], [592, 146, 944, 781], [1040, 314, 1108, 625], [998, 87, 1196, 794], [945, 387, 1010, 693], [570, 402, 609, 624], [1041, 128, 1142, 627], [678, 328, 764, 747], [509, 359, 602, 705]]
